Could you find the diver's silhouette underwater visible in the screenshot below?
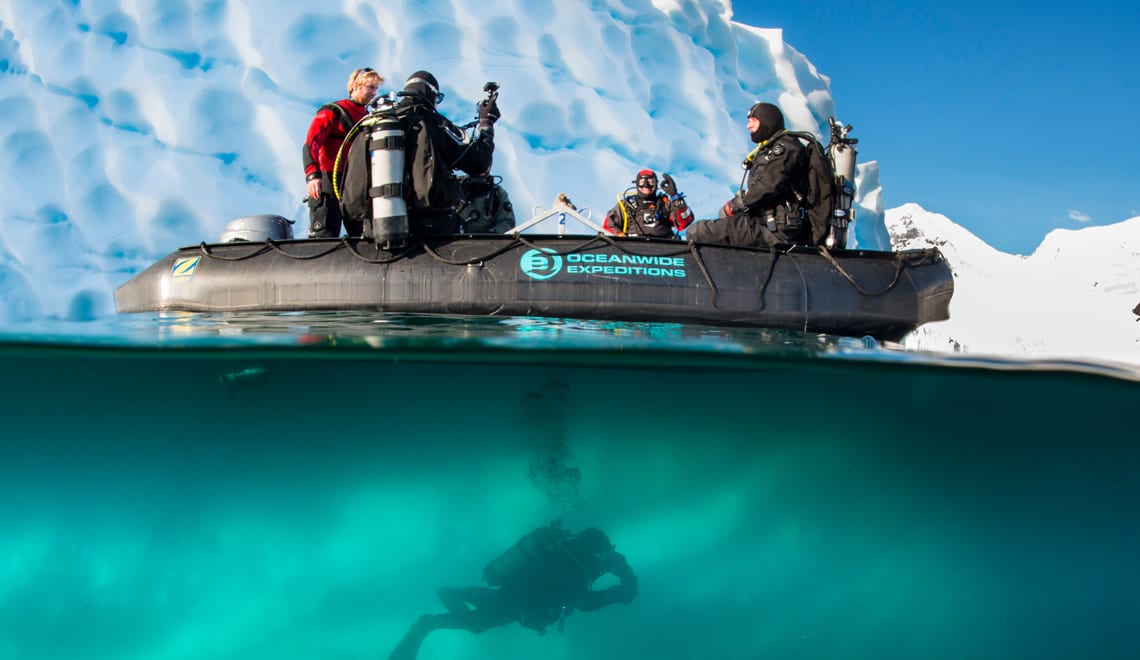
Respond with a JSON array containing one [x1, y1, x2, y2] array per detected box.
[[389, 522, 637, 659]]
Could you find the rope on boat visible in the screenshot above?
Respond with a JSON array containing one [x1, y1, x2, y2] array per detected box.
[[193, 236, 932, 304], [267, 239, 350, 260], [197, 241, 272, 260], [515, 233, 609, 256], [197, 239, 345, 261], [422, 238, 524, 266], [343, 239, 418, 264], [597, 233, 693, 258], [818, 246, 912, 297], [686, 242, 718, 307], [755, 248, 784, 311]]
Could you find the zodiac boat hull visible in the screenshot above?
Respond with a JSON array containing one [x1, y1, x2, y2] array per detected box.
[[114, 235, 954, 342]]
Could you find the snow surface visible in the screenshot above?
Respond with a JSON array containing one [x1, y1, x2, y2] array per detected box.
[[889, 205, 1140, 366], [0, 1, 1136, 367]]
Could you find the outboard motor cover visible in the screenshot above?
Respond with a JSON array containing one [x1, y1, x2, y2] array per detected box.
[[219, 214, 295, 242]]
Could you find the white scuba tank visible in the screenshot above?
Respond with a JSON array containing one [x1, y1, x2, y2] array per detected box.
[[368, 113, 409, 248], [830, 141, 857, 191], [826, 120, 859, 249]]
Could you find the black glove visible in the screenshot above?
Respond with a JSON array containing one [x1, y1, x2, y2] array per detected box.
[[726, 191, 748, 215], [721, 192, 746, 218], [660, 173, 678, 199], [478, 98, 500, 130]]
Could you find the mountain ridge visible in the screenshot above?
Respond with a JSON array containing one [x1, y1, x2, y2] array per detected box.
[[889, 204, 1140, 365]]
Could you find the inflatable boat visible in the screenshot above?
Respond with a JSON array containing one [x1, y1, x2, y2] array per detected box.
[[115, 213, 953, 342]]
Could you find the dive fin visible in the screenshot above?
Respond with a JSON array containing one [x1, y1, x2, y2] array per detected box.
[[388, 615, 434, 660]]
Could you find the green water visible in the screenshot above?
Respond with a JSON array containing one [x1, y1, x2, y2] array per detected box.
[[1, 315, 1137, 659]]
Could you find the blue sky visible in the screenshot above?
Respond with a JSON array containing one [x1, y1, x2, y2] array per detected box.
[[733, 2, 1140, 254]]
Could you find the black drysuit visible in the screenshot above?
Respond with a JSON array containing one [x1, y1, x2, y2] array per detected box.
[[688, 130, 811, 248], [398, 98, 494, 236], [340, 96, 494, 238]]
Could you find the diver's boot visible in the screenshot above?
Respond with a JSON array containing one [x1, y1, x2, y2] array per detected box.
[[388, 615, 437, 660]]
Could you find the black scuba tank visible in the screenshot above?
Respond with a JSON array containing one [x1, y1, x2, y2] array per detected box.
[[483, 524, 567, 587]]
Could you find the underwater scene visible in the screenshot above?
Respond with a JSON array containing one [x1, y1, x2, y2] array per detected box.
[[1, 314, 1138, 660]]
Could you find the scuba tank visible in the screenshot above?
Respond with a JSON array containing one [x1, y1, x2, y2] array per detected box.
[[483, 523, 567, 587], [826, 117, 858, 249], [332, 93, 408, 247], [367, 98, 409, 249]]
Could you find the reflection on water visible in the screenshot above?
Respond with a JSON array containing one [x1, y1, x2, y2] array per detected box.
[[5, 311, 1139, 383], [0, 314, 1138, 659], [0, 311, 870, 351]]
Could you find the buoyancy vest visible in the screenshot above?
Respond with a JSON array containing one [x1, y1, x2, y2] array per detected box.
[[613, 192, 675, 238]]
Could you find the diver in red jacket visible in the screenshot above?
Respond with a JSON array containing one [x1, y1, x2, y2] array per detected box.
[[302, 67, 384, 238]]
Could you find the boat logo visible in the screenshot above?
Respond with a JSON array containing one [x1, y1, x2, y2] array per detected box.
[[171, 256, 202, 279], [520, 248, 563, 280]]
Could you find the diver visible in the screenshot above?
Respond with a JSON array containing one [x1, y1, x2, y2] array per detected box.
[[339, 71, 499, 240], [686, 102, 812, 248], [302, 66, 384, 238], [396, 71, 498, 236], [454, 162, 516, 233], [388, 522, 638, 659], [603, 169, 693, 238]]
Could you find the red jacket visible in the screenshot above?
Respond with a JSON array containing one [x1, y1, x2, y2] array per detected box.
[[302, 99, 370, 181]]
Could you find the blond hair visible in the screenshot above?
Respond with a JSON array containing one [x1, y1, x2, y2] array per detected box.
[[347, 67, 384, 92]]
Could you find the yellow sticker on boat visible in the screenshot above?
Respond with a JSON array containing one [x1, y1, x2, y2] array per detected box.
[[171, 256, 201, 279]]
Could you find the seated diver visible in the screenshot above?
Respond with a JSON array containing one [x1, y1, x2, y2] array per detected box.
[[389, 523, 638, 659], [454, 163, 516, 234], [603, 169, 693, 238]]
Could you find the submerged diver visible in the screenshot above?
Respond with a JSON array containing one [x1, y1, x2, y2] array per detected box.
[[389, 522, 638, 659]]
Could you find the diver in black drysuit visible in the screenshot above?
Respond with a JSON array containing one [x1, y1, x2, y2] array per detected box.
[[388, 524, 638, 659]]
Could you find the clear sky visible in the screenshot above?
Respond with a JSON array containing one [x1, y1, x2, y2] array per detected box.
[[732, 2, 1140, 254]]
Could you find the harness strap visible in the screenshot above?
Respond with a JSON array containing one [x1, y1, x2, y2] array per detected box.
[[371, 134, 405, 151], [617, 192, 632, 233], [484, 186, 498, 219], [370, 183, 403, 198], [320, 102, 355, 134]]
